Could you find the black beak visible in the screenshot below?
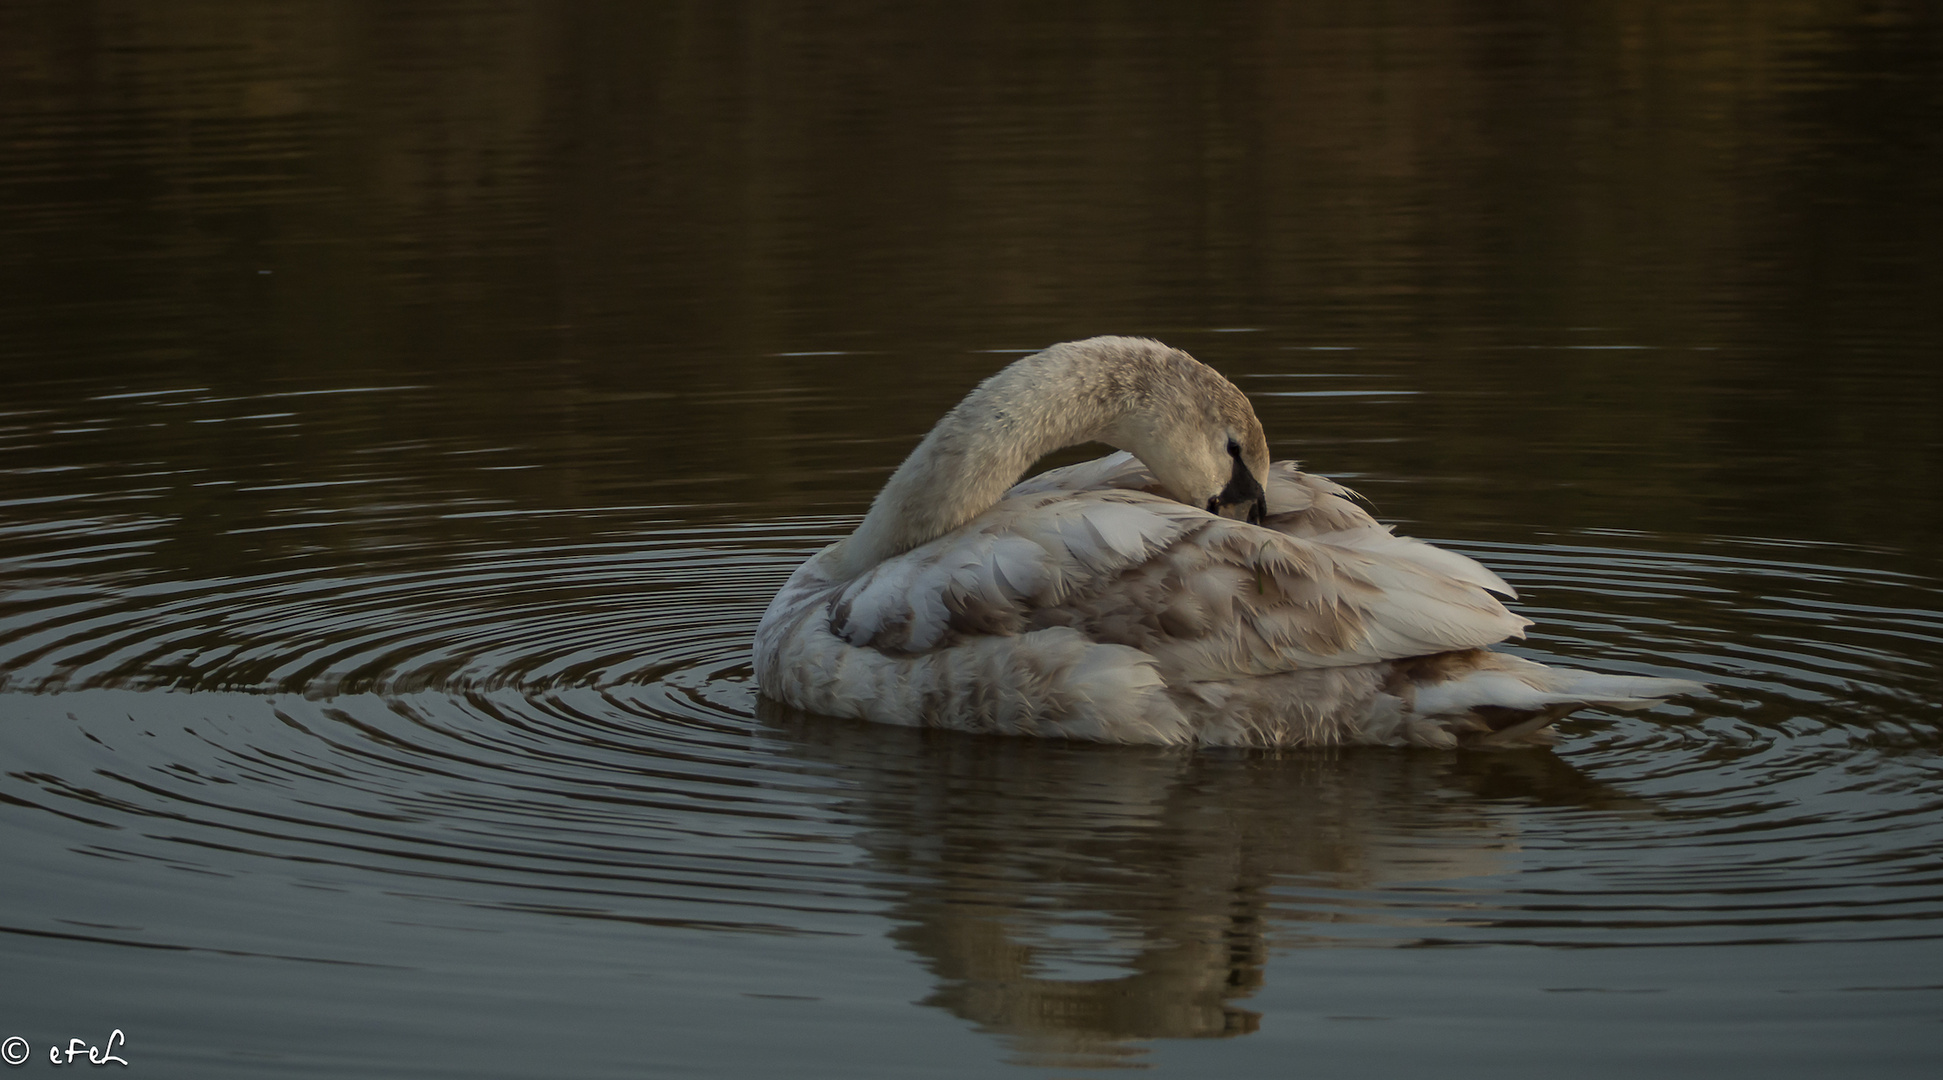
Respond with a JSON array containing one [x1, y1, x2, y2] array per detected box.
[[1207, 457, 1268, 526]]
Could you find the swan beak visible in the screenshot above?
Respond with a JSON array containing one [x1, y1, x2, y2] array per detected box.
[[1210, 460, 1268, 526]]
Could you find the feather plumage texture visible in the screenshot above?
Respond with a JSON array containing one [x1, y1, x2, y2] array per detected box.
[[755, 340, 1703, 746]]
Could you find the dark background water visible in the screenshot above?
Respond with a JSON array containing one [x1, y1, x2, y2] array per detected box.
[[2, 2, 1940, 1076]]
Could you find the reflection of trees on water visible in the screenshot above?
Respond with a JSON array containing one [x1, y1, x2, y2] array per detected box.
[[763, 700, 1638, 1067], [5, 1, 1940, 570]]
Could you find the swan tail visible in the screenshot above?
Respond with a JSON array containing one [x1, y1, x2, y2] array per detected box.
[[1393, 650, 1706, 747]]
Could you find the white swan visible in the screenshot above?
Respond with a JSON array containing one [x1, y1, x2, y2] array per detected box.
[[755, 336, 1701, 747]]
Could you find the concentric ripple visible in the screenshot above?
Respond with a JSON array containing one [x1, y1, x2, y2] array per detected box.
[[3, 503, 1940, 972], [0, 520, 800, 697]]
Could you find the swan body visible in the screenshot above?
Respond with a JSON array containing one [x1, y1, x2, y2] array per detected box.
[[755, 336, 1701, 747]]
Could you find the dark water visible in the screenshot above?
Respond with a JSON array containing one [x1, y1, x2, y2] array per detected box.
[[3, 3, 1942, 1075]]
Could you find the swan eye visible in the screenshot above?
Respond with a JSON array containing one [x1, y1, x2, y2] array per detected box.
[[1226, 438, 1241, 458]]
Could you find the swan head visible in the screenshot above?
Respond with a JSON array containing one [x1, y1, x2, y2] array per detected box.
[[1089, 340, 1271, 526]]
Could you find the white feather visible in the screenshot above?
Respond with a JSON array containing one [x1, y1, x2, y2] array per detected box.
[[755, 337, 1704, 747]]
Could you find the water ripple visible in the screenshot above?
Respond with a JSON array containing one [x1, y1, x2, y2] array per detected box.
[[1, 514, 1940, 974]]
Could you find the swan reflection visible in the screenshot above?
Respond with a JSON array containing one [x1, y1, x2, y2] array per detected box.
[[763, 702, 1635, 1067]]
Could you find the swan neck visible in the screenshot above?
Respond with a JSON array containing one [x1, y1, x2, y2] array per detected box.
[[830, 345, 1146, 578]]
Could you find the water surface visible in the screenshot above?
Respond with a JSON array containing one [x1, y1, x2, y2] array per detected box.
[[2, 3, 1941, 1076]]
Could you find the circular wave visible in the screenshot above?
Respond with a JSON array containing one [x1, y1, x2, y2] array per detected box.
[[0, 520, 812, 697], [1, 515, 1939, 969]]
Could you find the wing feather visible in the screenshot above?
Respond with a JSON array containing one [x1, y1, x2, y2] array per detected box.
[[833, 455, 1529, 674]]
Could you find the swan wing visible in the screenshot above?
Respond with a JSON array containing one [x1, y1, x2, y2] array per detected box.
[[1001, 452, 1515, 606], [1259, 460, 1384, 536], [829, 483, 1529, 674], [828, 488, 1201, 653], [1002, 450, 1160, 497], [1006, 453, 1388, 536], [1113, 514, 1530, 679]]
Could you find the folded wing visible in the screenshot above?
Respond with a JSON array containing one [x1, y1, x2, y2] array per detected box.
[[829, 454, 1529, 676]]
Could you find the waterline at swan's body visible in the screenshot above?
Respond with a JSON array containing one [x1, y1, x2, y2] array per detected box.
[[755, 337, 1701, 747]]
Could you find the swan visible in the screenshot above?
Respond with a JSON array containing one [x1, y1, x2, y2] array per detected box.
[[754, 336, 1702, 747]]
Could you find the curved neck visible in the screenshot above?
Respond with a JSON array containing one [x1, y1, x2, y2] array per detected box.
[[828, 341, 1160, 579]]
